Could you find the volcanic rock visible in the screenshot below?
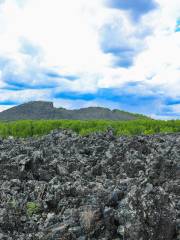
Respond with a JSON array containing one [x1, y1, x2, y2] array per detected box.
[[0, 130, 179, 239]]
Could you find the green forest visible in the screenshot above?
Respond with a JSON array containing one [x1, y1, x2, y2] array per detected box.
[[0, 119, 179, 138]]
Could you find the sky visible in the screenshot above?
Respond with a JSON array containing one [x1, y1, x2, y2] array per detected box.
[[0, 0, 179, 119]]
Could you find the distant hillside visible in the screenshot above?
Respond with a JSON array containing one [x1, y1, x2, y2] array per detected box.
[[0, 101, 149, 121]]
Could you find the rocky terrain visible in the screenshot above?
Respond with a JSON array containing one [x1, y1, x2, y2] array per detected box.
[[0, 101, 148, 121], [0, 130, 179, 240]]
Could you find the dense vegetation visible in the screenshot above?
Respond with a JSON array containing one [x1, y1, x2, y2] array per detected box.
[[0, 119, 179, 138]]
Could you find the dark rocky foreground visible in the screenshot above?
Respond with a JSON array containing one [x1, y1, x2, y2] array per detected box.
[[0, 130, 179, 240]]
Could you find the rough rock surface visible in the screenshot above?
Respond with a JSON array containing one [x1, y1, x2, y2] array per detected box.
[[0, 130, 179, 240]]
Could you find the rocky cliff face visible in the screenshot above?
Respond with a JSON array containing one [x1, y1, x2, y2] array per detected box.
[[0, 130, 179, 240], [0, 101, 144, 121]]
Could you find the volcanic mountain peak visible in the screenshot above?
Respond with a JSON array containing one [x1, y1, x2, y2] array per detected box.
[[0, 101, 149, 121]]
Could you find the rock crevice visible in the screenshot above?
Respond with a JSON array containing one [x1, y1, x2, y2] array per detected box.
[[0, 130, 179, 239]]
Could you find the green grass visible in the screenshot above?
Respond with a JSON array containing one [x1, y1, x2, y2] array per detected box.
[[0, 119, 179, 138]]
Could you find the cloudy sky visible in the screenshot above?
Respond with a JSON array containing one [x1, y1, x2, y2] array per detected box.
[[0, 0, 179, 119]]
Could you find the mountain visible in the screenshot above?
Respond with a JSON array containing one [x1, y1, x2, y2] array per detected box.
[[0, 101, 149, 121]]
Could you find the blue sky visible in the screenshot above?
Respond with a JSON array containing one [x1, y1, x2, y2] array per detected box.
[[0, 0, 179, 119]]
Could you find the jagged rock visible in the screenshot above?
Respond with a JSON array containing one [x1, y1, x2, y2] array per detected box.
[[0, 130, 179, 239]]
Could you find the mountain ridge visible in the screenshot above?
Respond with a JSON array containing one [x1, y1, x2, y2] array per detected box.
[[0, 101, 149, 121]]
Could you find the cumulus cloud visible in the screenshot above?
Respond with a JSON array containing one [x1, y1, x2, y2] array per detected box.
[[100, 13, 152, 68], [105, 0, 158, 21], [0, 0, 179, 118]]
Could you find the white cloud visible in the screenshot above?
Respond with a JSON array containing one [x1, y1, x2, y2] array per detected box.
[[0, 105, 11, 112], [0, 88, 51, 103], [0, 0, 179, 118], [0, 0, 109, 73]]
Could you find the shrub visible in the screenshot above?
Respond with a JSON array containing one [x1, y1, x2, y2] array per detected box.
[[0, 119, 179, 138], [26, 202, 40, 216]]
